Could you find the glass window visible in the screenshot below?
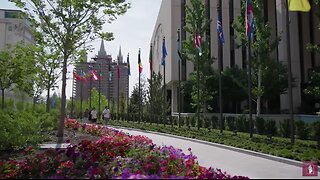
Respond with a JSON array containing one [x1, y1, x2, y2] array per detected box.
[[4, 11, 21, 19]]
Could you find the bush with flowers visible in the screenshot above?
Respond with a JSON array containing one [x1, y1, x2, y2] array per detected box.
[[0, 119, 249, 179]]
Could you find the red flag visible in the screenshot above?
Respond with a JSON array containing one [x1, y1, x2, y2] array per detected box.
[[91, 70, 98, 81], [73, 72, 82, 81], [138, 48, 143, 74], [194, 29, 202, 56]]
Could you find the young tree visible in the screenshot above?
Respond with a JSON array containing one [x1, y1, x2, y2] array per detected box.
[[0, 43, 35, 109], [10, 0, 130, 140], [147, 72, 167, 124], [182, 0, 214, 129], [233, 0, 285, 116]]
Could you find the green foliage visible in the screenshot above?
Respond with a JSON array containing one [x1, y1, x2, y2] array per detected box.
[[280, 119, 290, 138], [235, 115, 249, 133], [255, 117, 265, 135], [304, 71, 320, 98], [182, 0, 214, 121], [211, 116, 218, 129], [226, 117, 236, 131], [110, 120, 320, 164], [295, 120, 310, 140], [0, 110, 57, 151], [233, 0, 286, 114], [265, 119, 277, 137]]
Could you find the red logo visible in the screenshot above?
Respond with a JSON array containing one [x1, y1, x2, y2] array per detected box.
[[302, 161, 318, 176]]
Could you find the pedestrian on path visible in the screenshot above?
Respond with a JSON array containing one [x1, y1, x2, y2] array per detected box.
[[90, 107, 97, 123], [102, 106, 111, 125]]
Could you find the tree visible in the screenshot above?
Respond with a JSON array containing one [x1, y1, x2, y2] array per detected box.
[[0, 43, 35, 110], [305, 1, 320, 99], [147, 72, 167, 124], [182, 0, 214, 129], [130, 76, 147, 121], [10, 0, 130, 140], [233, 0, 286, 116]]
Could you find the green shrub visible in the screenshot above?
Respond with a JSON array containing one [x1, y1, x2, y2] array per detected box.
[[265, 119, 277, 136], [211, 116, 218, 129], [295, 120, 310, 140], [256, 117, 265, 135], [204, 117, 211, 129], [0, 110, 44, 151], [190, 116, 196, 127], [226, 116, 236, 131], [279, 119, 290, 138], [236, 115, 249, 132]]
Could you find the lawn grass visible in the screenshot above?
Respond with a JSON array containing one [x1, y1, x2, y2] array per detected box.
[[108, 120, 320, 164]]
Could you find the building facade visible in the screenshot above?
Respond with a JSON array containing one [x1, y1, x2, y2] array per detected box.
[[0, 9, 35, 102], [150, 0, 320, 115], [74, 40, 129, 108]]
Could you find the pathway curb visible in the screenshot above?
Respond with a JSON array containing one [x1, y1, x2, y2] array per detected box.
[[109, 125, 320, 171]]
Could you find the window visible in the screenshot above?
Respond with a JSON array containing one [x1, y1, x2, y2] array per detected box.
[[4, 11, 21, 19]]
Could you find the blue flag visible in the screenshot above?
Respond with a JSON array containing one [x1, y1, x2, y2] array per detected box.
[[217, 16, 225, 45], [161, 37, 167, 66]]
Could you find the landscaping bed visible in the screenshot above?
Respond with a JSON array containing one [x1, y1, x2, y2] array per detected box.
[[0, 119, 249, 179]]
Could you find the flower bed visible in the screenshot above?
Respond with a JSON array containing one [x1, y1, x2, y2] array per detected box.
[[0, 119, 249, 179]]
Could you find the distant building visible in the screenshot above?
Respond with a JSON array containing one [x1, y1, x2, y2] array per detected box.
[[0, 9, 35, 103], [73, 40, 129, 108], [150, 0, 320, 114]]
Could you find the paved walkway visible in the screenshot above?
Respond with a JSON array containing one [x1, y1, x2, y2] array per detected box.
[[110, 126, 319, 179]]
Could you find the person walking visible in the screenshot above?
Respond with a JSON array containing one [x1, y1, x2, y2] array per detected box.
[[90, 107, 97, 123], [102, 106, 111, 126]]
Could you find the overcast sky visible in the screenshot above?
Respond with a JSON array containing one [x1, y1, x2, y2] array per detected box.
[[2, 0, 162, 99]]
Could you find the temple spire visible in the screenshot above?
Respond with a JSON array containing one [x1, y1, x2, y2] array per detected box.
[[117, 45, 123, 63], [98, 39, 107, 57]]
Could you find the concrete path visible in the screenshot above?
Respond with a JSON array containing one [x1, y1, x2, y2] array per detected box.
[[110, 126, 319, 179]]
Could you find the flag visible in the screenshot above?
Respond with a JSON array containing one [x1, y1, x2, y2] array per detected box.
[[117, 60, 120, 79], [127, 53, 131, 76], [91, 70, 98, 81], [138, 48, 143, 74], [177, 29, 182, 60], [246, 0, 254, 41], [73, 71, 82, 81], [81, 70, 88, 82], [109, 65, 112, 81], [161, 37, 167, 66], [288, 0, 311, 12], [194, 29, 202, 56], [217, 16, 225, 45], [149, 44, 153, 71]]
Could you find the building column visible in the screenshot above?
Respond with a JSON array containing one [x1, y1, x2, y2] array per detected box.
[[172, 83, 178, 113], [276, 0, 301, 113]]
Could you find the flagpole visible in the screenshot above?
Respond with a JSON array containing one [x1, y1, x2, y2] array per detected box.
[[98, 63, 101, 120], [138, 48, 141, 124], [285, 0, 294, 144], [217, 1, 223, 134], [163, 38, 167, 127], [89, 66, 92, 109], [149, 44, 153, 125], [127, 53, 130, 122], [71, 69, 75, 118], [177, 29, 181, 128], [246, 0, 253, 138], [80, 69, 83, 120], [108, 61, 111, 109], [117, 61, 120, 121]]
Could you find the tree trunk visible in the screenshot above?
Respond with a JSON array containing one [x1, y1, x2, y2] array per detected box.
[[57, 53, 68, 142], [46, 85, 50, 113], [256, 66, 261, 117], [1, 88, 4, 110]]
